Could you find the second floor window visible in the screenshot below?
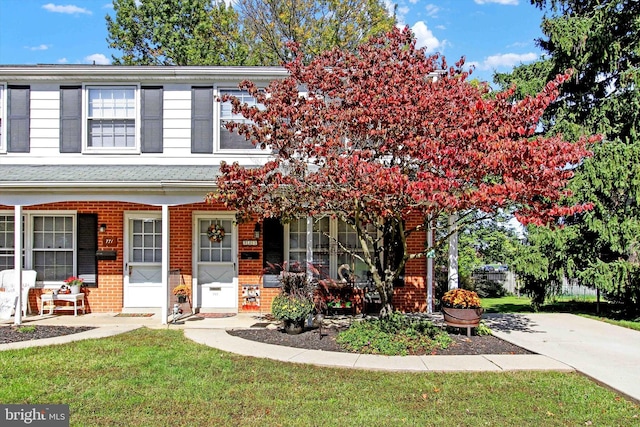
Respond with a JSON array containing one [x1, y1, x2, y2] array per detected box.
[[87, 87, 136, 149], [0, 85, 3, 151], [219, 89, 260, 150]]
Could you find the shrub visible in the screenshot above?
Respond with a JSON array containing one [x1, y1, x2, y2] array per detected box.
[[475, 279, 507, 298], [336, 312, 452, 355]]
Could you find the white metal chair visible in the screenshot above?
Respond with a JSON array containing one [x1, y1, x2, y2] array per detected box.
[[0, 269, 38, 318]]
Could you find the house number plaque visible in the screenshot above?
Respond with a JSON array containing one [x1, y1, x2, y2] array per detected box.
[[102, 237, 118, 247]]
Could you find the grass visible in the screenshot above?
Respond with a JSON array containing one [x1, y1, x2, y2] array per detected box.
[[0, 328, 638, 426]]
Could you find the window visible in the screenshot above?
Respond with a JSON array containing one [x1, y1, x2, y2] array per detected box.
[[0, 85, 4, 151], [219, 89, 261, 150], [130, 219, 162, 263], [286, 216, 372, 284], [0, 213, 75, 281], [86, 86, 136, 150], [198, 219, 233, 262], [32, 215, 74, 281], [0, 215, 16, 270]]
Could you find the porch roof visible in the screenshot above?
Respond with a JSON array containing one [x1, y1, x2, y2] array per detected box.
[[0, 165, 223, 207], [0, 165, 221, 185]]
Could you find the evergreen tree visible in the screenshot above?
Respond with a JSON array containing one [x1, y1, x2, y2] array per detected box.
[[496, 0, 640, 312]]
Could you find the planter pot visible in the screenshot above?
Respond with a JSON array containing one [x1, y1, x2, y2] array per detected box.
[[177, 295, 188, 303], [283, 319, 305, 335], [70, 285, 80, 294], [442, 307, 483, 337]]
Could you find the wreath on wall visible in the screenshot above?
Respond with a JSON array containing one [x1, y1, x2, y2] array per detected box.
[[207, 224, 225, 243]]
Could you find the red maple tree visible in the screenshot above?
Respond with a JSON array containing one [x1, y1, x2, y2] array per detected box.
[[209, 27, 597, 315]]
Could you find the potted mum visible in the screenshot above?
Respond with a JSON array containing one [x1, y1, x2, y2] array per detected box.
[[441, 288, 483, 336], [173, 284, 191, 303], [271, 293, 314, 335]]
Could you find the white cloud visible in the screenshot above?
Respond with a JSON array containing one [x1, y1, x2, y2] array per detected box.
[[84, 53, 110, 65], [425, 4, 440, 17], [477, 52, 538, 70], [410, 21, 443, 53], [435, 24, 446, 30], [474, 0, 518, 5], [26, 44, 50, 51], [42, 3, 92, 15], [58, 58, 68, 64]]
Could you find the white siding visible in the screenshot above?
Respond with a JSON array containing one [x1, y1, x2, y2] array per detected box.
[[163, 86, 192, 155], [0, 73, 277, 166], [29, 85, 59, 152]]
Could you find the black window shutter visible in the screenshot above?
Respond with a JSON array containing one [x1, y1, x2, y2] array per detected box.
[[141, 86, 163, 153], [60, 86, 82, 153], [8, 86, 30, 153], [191, 87, 213, 154], [77, 214, 98, 287]]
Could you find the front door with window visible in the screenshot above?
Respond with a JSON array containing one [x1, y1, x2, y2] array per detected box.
[[124, 214, 163, 308], [194, 216, 237, 310]]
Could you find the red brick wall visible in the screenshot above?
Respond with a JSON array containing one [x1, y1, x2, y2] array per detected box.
[[393, 214, 429, 312], [2, 202, 432, 314]]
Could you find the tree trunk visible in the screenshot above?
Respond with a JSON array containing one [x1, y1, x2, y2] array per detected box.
[[377, 280, 394, 318]]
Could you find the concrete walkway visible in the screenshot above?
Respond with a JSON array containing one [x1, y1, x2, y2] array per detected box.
[[2, 311, 639, 402], [485, 312, 640, 404]]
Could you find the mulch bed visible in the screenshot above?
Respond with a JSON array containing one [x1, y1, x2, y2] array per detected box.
[[0, 325, 95, 344], [228, 326, 533, 356]]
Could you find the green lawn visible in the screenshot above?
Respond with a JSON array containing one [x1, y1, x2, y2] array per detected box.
[[0, 328, 638, 426]]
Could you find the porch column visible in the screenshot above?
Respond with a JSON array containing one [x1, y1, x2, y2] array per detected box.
[[447, 213, 459, 290], [161, 204, 169, 325], [306, 216, 313, 281], [13, 205, 23, 325]]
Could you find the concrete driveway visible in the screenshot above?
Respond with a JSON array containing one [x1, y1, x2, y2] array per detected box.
[[486, 313, 640, 403]]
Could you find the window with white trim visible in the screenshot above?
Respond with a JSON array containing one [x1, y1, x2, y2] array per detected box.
[[87, 86, 137, 150], [0, 215, 17, 270], [287, 216, 372, 284], [198, 219, 233, 262], [219, 89, 262, 150], [0, 85, 4, 151], [32, 215, 74, 281], [130, 219, 162, 263]]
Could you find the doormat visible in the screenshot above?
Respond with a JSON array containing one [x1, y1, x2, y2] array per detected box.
[[114, 313, 155, 317], [193, 313, 236, 319], [249, 322, 271, 328]]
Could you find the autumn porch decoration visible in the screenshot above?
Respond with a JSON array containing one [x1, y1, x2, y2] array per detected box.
[[207, 224, 225, 243], [271, 293, 314, 335], [441, 288, 483, 336], [173, 284, 191, 304]]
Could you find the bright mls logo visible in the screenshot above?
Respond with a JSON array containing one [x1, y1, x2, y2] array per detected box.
[[1, 405, 69, 426]]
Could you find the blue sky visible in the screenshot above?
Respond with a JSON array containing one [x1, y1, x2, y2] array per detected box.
[[0, 0, 545, 83]]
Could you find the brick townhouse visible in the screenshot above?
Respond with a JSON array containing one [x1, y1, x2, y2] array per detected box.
[[0, 65, 433, 323]]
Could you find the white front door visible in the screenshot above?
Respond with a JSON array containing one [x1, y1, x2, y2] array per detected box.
[[124, 214, 164, 308], [194, 216, 237, 310]]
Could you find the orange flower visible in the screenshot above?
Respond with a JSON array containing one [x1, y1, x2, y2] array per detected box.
[[441, 289, 481, 309]]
